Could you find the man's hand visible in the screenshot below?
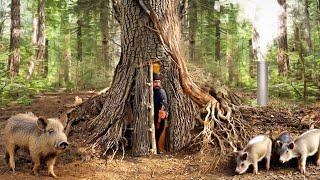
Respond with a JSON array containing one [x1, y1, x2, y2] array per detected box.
[[159, 110, 167, 119]]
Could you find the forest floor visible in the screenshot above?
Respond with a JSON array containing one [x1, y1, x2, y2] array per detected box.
[[0, 90, 320, 179]]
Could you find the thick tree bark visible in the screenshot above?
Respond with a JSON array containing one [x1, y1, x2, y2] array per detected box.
[[7, 0, 21, 78], [35, 0, 46, 76], [277, 0, 289, 76], [188, 0, 197, 62], [304, 0, 312, 54]]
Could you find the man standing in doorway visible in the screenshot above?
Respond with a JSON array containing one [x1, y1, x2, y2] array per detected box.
[[153, 73, 168, 152]]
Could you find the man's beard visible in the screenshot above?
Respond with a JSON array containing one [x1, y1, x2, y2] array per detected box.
[[154, 86, 161, 89]]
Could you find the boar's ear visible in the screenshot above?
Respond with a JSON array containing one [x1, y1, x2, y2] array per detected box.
[[241, 152, 248, 161], [288, 142, 295, 149], [37, 117, 48, 131]]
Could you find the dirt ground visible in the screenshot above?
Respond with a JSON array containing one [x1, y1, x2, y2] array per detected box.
[[0, 91, 320, 179]]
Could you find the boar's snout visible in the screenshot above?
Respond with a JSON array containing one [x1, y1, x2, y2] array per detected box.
[[56, 141, 69, 150]]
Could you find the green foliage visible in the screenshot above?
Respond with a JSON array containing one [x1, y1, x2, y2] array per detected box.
[[0, 74, 53, 107]]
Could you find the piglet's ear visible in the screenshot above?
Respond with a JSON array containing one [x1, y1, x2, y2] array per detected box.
[[241, 152, 248, 161], [288, 142, 295, 150], [37, 117, 48, 131]]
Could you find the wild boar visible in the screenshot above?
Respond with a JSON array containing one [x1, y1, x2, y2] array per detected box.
[[279, 129, 320, 174], [235, 135, 272, 174], [4, 112, 69, 178]]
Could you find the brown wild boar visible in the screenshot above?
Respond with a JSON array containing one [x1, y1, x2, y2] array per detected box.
[[4, 112, 69, 178], [235, 135, 272, 174], [279, 129, 320, 174]]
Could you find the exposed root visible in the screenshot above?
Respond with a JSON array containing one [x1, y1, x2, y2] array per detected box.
[[192, 100, 250, 165]]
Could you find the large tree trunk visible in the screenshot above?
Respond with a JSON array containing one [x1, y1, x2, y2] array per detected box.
[[35, 0, 46, 76], [277, 0, 289, 76], [304, 0, 312, 54], [67, 0, 247, 157], [7, 0, 20, 78], [83, 0, 198, 156], [188, 0, 197, 62]]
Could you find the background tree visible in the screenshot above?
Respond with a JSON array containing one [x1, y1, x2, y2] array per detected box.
[[7, 0, 20, 78], [277, 0, 289, 76], [303, 0, 312, 54], [35, 0, 46, 77], [214, 0, 221, 62], [189, 0, 197, 62]]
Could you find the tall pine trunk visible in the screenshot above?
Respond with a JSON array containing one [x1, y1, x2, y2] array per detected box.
[[277, 0, 289, 76], [35, 0, 46, 77], [7, 0, 20, 78]]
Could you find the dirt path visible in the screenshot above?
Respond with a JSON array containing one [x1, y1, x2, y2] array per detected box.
[[0, 91, 319, 179]]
